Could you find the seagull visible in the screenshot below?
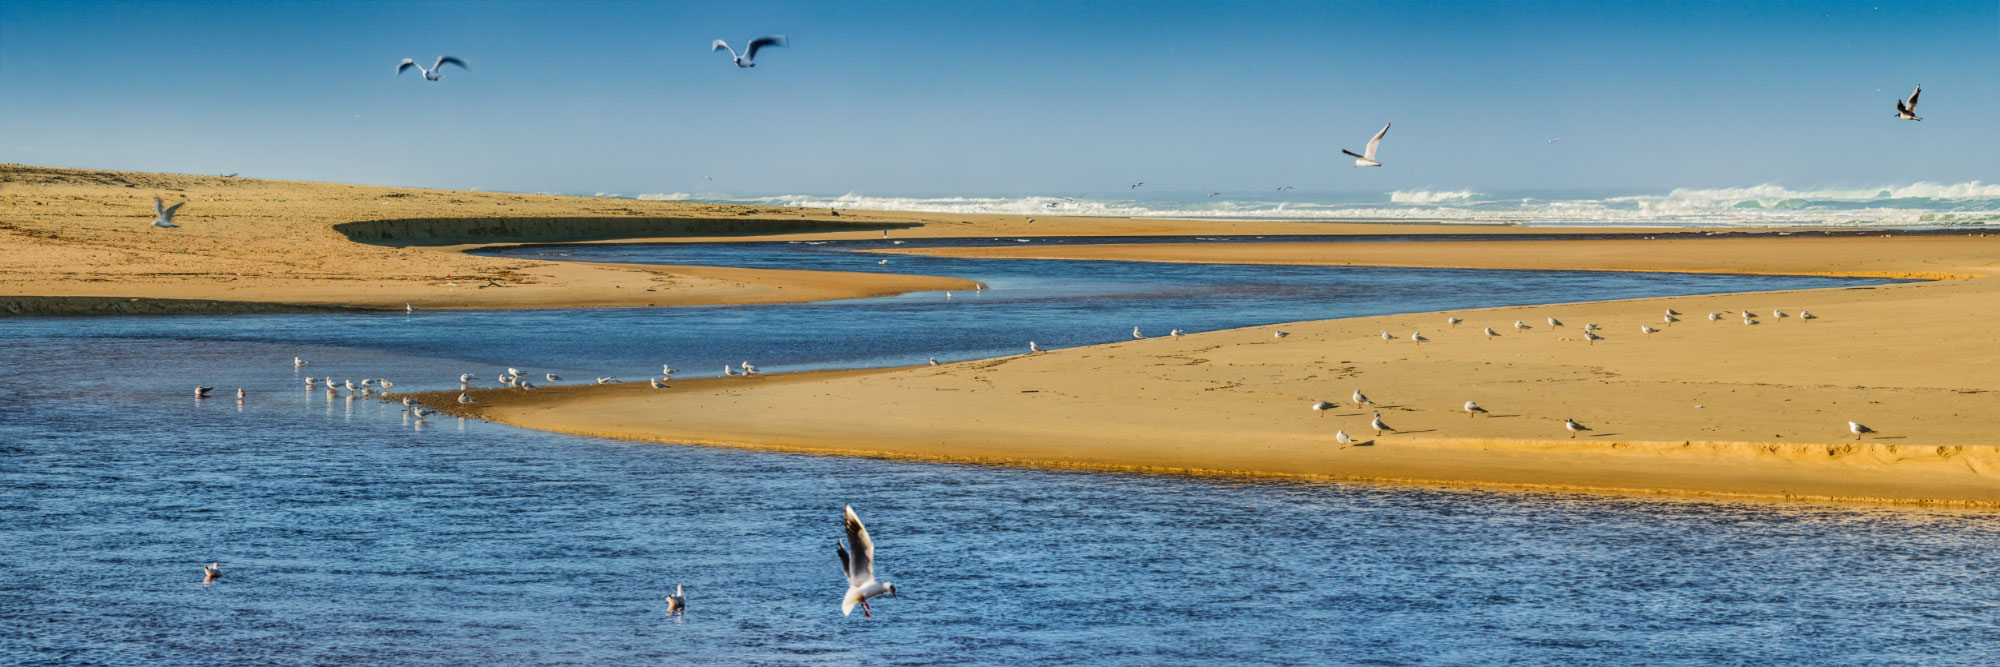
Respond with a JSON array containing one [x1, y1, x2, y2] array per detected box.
[[151, 197, 184, 228], [1447, 316, 1462, 327], [1800, 310, 1817, 322], [1894, 85, 1922, 121], [379, 380, 394, 391], [1335, 430, 1355, 446], [1547, 316, 1564, 328], [1743, 317, 1760, 326], [1640, 325, 1659, 334], [1564, 418, 1591, 438], [666, 585, 687, 613], [344, 379, 357, 391], [460, 373, 476, 384], [944, 292, 953, 301], [1514, 320, 1532, 331], [1208, 192, 1221, 197], [1464, 401, 1487, 418], [397, 56, 467, 81], [304, 378, 317, 389], [650, 378, 667, 389], [1341, 123, 1391, 167], [1545, 136, 1560, 144], [1380, 330, 1395, 343], [507, 367, 521, 377], [1849, 421, 1876, 440], [1029, 341, 1042, 353], [1484, 327, 1501, 339], [1273, 331, 1290, 339], [879, 259, 889, 265], [294, 356, 308, 367], [723, 365, 739, 377], [498, 374, 514, 386], [836, 505, 897, 618], [1772, 309, 1789, 318], [1352, 389, 1373, 408], [202, 562, 221, 583], [459, 393, 475, 404], [1584, 331, 1604, 345], [1666, 309, 1681, 317], [1370, 411, 1394, 436], [1708, 312, 1724, 321], [1410, 331, 1428, 344], [1170, 329, 1183, 337], [1130, 182, 1145, 189], [1664, 314, 1680, 326], [195, 386, 214, 398], [1132, 326, 1145, 340], [596, 377, 620, 384], [1583, 323, 1599, 331], [235, 388, 245, 400], [519, 380, 536, 391], [544, 373, 561, 382], [405, 303, 414, 313], [1275, 185, 1293, 191], [402, 397, 418, 407], [1740, 310, 1755, 319], [1312, 400, 1335, 416], [740, 361, 757, 375], [713, 36, 789, 68], [928, 357, 939, 366], [661, 364, 676, 377]]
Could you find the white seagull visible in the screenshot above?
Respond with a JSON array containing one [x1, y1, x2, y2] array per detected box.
[[1484, 327, 1501, 339], [1335, 430, 1355, 446], [836, 505, 897, 618], [1849, 421, 1877, 440], [1029, 341, 1042, 353], [397, 56, 468, 81], [713, 35, 788, 68], [928, 357, 939, 366], [1640, 325, 1659, 334], [459, 393, 475, 404], [1352, 389, 1374, 408], [293, 356, 308, 367], [1132, 326, 1145, 340], [151, 197, 184, 228], [1464, 401, 1487, 418], [1312, 400, 1335, 416], [1380, 330, 1395, 343], [203, 562, 222, 583], [1894, 85, 1922, 121], [650, 378, 666, 389], [1564, 418, 1591, 438], [1447, 316, 1462, 327], [1772, 309, 1789, 318], [1342, 123, 1391, 167], [1514, 320, 1532, 331], [1664, 314, 1680, 326], [1411, 331, 1428, 344], [1708, 312, 1724, 321], [460, 373, 476, 384], [1370, 411, 1394, 436], [666, 585, 687, 613], [1273, 331, 1290, 339], [1800, 310, 1817, 322], [1547, 316, 1564, 328], [1584, 331, 1604, 345]]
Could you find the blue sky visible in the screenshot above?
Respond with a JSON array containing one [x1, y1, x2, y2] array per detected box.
[[2, 1, 1995, 196]]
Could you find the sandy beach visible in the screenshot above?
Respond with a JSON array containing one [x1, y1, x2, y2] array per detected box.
[[423, 233, 2000, 507]]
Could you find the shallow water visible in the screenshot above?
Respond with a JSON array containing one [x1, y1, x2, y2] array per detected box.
[[6, 241, 1997, 664]]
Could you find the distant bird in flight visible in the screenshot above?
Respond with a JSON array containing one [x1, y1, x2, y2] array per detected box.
[[1894, 85, 1922, 121], [151, 197, 184, 228], [397, 56, 467, 81], [1130, 182, 1145, 189], [1342, 123, 1391, 167], [1545, 135, 1560, 144], [1275, 185, 1293, 191], [1207, 192, 1221, 197], [713, 35, 788, 68]]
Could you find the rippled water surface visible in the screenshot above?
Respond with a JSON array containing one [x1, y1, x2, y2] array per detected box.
[[6, 240, 1997, 664]]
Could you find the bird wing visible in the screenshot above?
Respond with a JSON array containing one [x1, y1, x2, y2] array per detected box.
[[397, 58, 416, 76], [436, 56, 468, 71], [163, 202, 184, 219], [1364, 123, 1390, 160], [1341, 149, 1366, 160], [842, 505, 874, 585], [745, 35, 788, 61], [1906, 85, 1920, 111], [153, 197, 165, 216], [711, 39, 737, 58]]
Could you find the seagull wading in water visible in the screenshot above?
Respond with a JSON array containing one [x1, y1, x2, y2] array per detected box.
[[151, 197, 184, 228], [1342, 123, 1391, 167], [713, 35, 787, 68], [836, 505, 897, 618], [397, 56, 467, 81]]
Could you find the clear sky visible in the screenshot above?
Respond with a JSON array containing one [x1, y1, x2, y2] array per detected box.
[[2, 1, 1995, 196]]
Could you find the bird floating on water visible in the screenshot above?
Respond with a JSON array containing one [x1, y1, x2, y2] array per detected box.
[[1464, 401, 1487, 418], [1342, 123, 1391, 167], [1849, 421, 1876, 440], [1564, 418, 1591, 438], [836, 505, 898, 618], [397, 56, 467, 81], [666, 585, 687, 613], [294, 356, 308, 368], [203, 562, 221, 583], [195, 386, 214, 398], [1894, 85, 1922, 121], [713, 36, 787, 67], [151, 197, 184, 228]]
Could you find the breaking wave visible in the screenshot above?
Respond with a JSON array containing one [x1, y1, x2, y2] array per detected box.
[[606, 182, 2000, 228]]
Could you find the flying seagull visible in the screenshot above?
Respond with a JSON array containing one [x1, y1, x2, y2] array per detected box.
[[397, 56, 467, 81], [836, 505, 897, 618], [1894, 85, 1922, 121], [1341, 123, 1391, 167], [713, 36, 787, 68], [151, 197, 184, 228]]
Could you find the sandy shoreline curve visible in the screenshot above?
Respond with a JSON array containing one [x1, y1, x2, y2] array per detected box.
[[414, 232, 2000, 508]]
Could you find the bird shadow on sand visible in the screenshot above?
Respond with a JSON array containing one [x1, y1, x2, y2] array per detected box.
[[1399, 429, 1439, 435], [1341, 440, 1379, 448], [1588, 433, 1619, 438], [1869, 436, 1907, 441]]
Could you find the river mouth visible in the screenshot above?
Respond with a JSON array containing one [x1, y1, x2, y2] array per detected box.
[[11, 238, 1977, 664]]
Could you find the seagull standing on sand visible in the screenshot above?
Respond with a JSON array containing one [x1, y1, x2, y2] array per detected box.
[[1484, 327, 1501, 339], [1772, 309, 1789, 319], [1894, 85, 1922, 121], [1584, 331, 1604, 345], [151, 197, 184, 228], [1273, 331, 1290, 339], [1547, 316, 1564, 328], [1564, 418, 1591, 438], [1352, 390, 1374, 409], [1342, 123, 1391, 167], [545, 373, 561, 382], [1029, 341, 1042, 353], [1514, 320, 1532, 331], [666, 585, 687, 613], [1335, 430, 1355, 446], [836, 505, 898, 618], [1666, 309, 1681, 317], [723, 365, 739, 377], [1370, 411, 1394, 436], [397, 56, 467, 81], [1132, 327, 1145, 340], [1800, 310, 1817, 322], [1312, 400, 1335, 416], [1640, 325, 1659, 334], [1464, 401, 1488, 418], [1411, 331, 1428, 344], [1447, 316, 1462, 327], [459, 393, 475, 404], [1380, 330, 1395, 343], [928, 357, 939, 366], [650, 378, 667, 389], [1664, 314, 1680, 327], [1849, 421, 1876, 440], [713, 36, 788, 67], [1709, 312, 1724, 321]]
